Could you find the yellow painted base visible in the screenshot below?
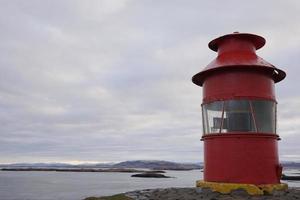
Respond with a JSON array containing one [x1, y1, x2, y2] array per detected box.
[[196, 180, 288, 195]]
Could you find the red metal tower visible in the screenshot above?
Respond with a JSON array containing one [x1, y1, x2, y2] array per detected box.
[[192, 32, 287, 195]]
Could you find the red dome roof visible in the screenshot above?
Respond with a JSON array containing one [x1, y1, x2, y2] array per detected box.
[[192, 32, 286, 86]]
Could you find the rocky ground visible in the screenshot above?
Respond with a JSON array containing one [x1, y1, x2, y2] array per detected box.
[[85, 187, 300, 200]]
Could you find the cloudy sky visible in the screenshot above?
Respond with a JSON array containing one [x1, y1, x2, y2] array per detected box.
[[0, 0, 300, 164]]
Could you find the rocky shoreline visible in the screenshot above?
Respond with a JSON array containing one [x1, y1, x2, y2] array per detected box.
[[1, 168, 165, 173], [84, 187, 300, 200]]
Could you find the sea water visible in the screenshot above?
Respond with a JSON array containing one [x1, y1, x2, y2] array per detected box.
[[0, 170, 202, 200], [0, 169, 299, 200]]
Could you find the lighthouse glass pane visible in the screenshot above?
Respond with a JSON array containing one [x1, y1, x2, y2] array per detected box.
[[252, 100, 276, 133], [202, 101, 223, 134], [222, 100, 256, 132], [202, 100, 277, 134], [202, 106, 209, 134]]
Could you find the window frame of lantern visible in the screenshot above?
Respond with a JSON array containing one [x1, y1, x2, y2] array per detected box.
[[202, 99, 277, 135]]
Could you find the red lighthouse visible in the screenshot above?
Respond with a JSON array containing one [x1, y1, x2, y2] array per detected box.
[[192, 32, 287, 195]]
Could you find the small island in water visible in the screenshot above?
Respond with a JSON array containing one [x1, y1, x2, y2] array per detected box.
[[131, 172, 171, 178]]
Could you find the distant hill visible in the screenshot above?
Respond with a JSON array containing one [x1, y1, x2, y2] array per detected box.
[[282, 162, 300, 169], [2, 160, 300, 171], [0, 160, 202, 170], [112, 160, 202, 170], [0, 162, 74, 168], [0, 162, 112, 169]]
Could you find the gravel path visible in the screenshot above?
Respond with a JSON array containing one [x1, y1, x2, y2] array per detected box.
[[125, 187, 300, 200]]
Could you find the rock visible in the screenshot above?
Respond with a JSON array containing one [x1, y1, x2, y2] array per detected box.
[[273, 190, 287, 197], [86, 187, 300, 200], [281, 174, 300, 180], [230, 188, 249, 197], [131, 172, 171, 178]]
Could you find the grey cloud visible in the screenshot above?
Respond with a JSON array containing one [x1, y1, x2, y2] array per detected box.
[[0, 0, 299, 164]]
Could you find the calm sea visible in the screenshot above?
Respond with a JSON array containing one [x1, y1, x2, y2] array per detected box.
[[0, 169, 299, 200]]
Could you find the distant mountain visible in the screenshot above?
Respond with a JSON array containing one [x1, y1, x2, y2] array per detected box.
[[3, 160, 300, 171], [0, 163, 73, 168], [112, 160, 202, 170], [282, 162, 300, 169], [0, 162, 112, 169], [0, 160, 202, 170]]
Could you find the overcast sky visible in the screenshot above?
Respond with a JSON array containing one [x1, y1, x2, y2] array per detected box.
[[0, 0, 300, 164]]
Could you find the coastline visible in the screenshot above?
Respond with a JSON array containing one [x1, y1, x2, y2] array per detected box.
[[84, 187, 300, 200], [0, 168, 165, 173]]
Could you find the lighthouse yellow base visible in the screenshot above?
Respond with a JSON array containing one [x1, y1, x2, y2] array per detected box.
[[196, 180, 288, 195]]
